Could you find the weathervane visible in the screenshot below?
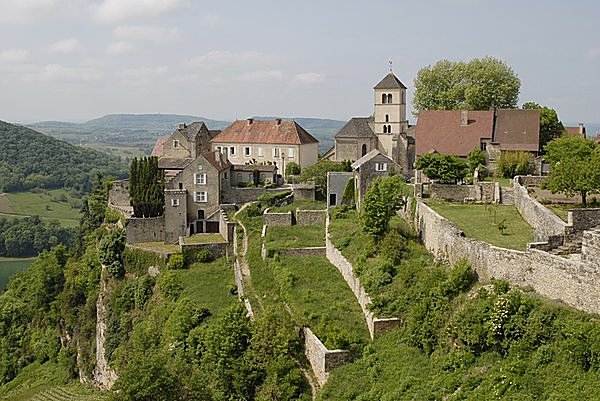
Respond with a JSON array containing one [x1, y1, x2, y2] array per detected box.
[[389, 60, 393, 72]]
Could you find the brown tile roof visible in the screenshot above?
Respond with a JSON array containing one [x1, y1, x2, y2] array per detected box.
[[493, 109, 540, 152], [158, 157, 193, 170], [374, 72, 407, 89], [151, 136, 168, 157], [202, 151, 232, 172], [211, 119, 318, 145], [565, 125, 586, 139], [335, 117, 376, 138], [174, 121, 210, 141], [415, 110, 494, 157]]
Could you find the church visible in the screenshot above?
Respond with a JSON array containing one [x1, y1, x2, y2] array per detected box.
[[323, 71, 415, 178]]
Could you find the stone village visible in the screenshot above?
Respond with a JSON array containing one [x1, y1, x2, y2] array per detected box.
[[106, 71, 600, 385]]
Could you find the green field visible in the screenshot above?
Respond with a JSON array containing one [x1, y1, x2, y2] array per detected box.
[[265, 225, 325, 250], [0, 190, 82, 227], [426, 200, 534, 250], [0, 258, 35, 291]]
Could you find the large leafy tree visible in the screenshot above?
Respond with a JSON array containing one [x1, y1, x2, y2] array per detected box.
[[415, 153, 469, 184], [361, 175, 410, 238], [297, 159, 351, 199], [543, 136, 600, 207], [522, 102, 565, 150], [413, 57, 520, 114]]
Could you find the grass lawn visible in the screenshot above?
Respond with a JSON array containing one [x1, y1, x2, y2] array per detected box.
[[265, 225, 325, 250], [426, 200, 534, 250], [183, 233, 227, 244], [0, 258, 35, 291], [483, 176, 514, 188], [0, 361, 108, 401], [2, 190, 82, 227], [177, 258, 237, 317], [131, 242, 180, 254], [269, 199, 326, 213], [544, 204, 571, 222]]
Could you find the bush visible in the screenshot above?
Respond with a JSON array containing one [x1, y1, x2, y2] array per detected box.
[[195, 249, 215, 263], [98, 228, 126, 278], [329, 204, 350, 219], [285, 161, 300, 176], [157, 271, 183, 301], [497, 151, 534, 178], [341, 177, 355, 206], [378, 229, 406, 265], [168, 253, 185, 270], [245, 203, 263, 217]]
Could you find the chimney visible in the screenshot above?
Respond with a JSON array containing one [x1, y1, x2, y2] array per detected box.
[[579, 123, 585, 136], [247, 118, 254, 125], [276, 118, 282, 125], [460, 110, 468, 126], [178, 122, 186, 129]]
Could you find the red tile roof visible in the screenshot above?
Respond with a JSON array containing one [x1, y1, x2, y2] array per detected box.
[[211, 119, 318, 145], [202, 151, 232, 172], [415, 110, 494, 157], [565, 125, 586, 139], [151, 136, 168, 157], [493, 109, 540, 152]]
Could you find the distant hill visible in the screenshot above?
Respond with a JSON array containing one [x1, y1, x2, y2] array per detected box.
[[28, 114, 346, 156], [0, 120, 127, 193]]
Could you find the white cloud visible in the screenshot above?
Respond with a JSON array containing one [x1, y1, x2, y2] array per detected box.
[[234, 70, 284, 82], [0, 49, 30, 64], [113, 25, 181, 44], [91, 0, 190, 23], [187, 50, 277, 69], [121, 66, 169, 78], [585, 48, 600, 60], [29, 64, 104, 83], [47, 38, 81, 54], [0, 0, 59, 24], [200, 13, 222, 27], [106, 41, 135, 56], [291, 72, 326, 85]]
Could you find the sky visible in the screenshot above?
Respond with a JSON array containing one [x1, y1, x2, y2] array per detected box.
[[1, 0, 599, 127]]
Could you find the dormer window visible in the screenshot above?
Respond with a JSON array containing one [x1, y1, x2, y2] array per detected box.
[[173, 140, 180, 149]]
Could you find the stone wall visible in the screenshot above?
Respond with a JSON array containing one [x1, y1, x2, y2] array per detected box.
[[278, 247, 326, 257], [325, 217, 401, 338], [180, 242, 227, 260], [296, 209, 326, 226], [126, 217, 165, 243], [302, 327, 351, 387], [512, 180, 568, 242], [568, 208, 600, 231], [291, 184, 315, 201], [413, 200, 600, 315], [516, 175, 546, 187], [227, 187, 290, 204], [429, 183, 470, 202], [582, 229, 600, 267], [263, 209, 293, 226], [108, 179, 130, 207], [219, 210, 235, 243]]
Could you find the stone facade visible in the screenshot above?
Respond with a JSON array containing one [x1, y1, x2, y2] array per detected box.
[[126, 217, 165, 243], [568, 208, 600, 231], [108, 179, 130, 208], [406, 200, 600, 315], [582, 229, 600, 266], [327, 172, 353, 207], [352, 151, 401, 211], [296, 209, 326, 226], [302, 327, 351, 387]]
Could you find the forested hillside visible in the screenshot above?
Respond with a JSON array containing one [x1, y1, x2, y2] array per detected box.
[[0, 121, 127, 192]]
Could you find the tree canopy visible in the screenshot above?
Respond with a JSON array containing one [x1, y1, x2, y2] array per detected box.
[[129, 157, 165, 218], [522, 102, 565, 150], [361, 175, 410, 238], [297, 159, 352, 199], [542, 136, 600, 207], [415, 153, 468, 184], [413, 57, 520, 114]]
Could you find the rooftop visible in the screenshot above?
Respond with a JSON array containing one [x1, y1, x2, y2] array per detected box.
[[211, 119, 318, 145]]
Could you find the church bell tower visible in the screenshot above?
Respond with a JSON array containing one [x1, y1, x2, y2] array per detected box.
[[373, 66, 408, 160]]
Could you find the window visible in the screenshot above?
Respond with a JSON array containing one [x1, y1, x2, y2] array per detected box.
[[383, 125, 388, 134], [361, 144, 367, 156], [229, 146, 236, 156], [194, 173, 206, 185], [171, 198, 180, 207], [375, 162, 387, 172], [257, 147, 264, 157], [216, 146, 222, 153], [194, 191, 207, 202], [480, 141, 487, 151], [387, 125, 392, 133], [224, 172, 228, 179], [244, 146, 251, 156], [385, 114, 389, 122], [273, 147, 280, 158], [173, 139, 180, 149], [387, 93, 393, 103], [382, 93, 387, 104], [288, 147, 295, 158]]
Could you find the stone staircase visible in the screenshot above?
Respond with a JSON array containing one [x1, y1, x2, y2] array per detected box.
[[549, 236, 583, 256]]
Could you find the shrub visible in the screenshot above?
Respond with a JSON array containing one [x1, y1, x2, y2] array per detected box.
[[378, 229, 406, 265], [285, 161, 300, 176], [157, 271, 183, 301], [195, 248, 215, 263], [341, 177, 355, 206], [329, 205, 350, 219], [98, 228, 126, 278], [168, 253, 185, 270], [245, 203, 263, 217], [497, 151, 534, 178]]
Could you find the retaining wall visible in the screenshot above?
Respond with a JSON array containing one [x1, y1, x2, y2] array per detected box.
[[412, 200, 600, 315], [302, 327, 351, 387], [228, 188, 290, 204], [569, 208, 600, 231], [263, 209, 293, 226], [325, 217, 401, 338], [126, 216, 165, 243], [296, 209, 326, 226]]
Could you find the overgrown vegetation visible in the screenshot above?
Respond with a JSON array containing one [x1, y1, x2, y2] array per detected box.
[[496, 150, 534, 178], [297, 160, 352, 198], [415, 152, 468, 183]]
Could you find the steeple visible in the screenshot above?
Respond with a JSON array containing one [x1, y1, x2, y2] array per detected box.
[[373, 69, 409, 161]]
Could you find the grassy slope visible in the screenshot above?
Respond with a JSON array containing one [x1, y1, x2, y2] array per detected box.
[[426, 200, 534, 250], [3, 190, 82, 227], [265, 225, 325, 250]]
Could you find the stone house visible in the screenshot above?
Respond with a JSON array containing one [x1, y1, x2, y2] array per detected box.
[[326, 171, 353, 207], [163, 150, 231, 242], [324, 72, 415, 179], [210, 118, 319, 173], [351, 150, 401, 210], [565, 123, 586, 139]]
